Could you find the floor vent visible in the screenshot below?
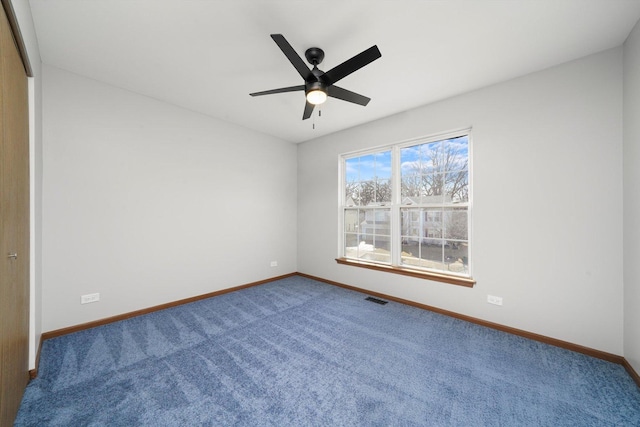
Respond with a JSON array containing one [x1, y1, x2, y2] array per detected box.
[[365, 296, 388, 305]]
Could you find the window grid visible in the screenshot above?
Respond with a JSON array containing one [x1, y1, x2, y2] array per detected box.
[[341, 130, 472, 279]]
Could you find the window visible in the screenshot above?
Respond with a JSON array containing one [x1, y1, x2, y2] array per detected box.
[[343, 150, 392, 264], [339, 131, 473, 286]]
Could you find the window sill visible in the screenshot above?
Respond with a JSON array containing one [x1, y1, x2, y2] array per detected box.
[[335, 258, 476, 287]]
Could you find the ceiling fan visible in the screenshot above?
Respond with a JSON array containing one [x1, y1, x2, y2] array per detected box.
[[250, 34, 382, 120]]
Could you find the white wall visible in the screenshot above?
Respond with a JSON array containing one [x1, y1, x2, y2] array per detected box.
[[624, 19, 640, 373], [41, 65, 297, 332], [298, 48, 624, 354], [12, 0, 43, 370]]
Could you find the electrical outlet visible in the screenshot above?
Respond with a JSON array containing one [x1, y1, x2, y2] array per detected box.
[[487, 295, 503, 306], [270, 261, 278, 267], [81, 293, 100, 304]]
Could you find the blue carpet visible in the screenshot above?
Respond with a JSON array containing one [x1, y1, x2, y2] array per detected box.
[[15, 276, 640, 426]]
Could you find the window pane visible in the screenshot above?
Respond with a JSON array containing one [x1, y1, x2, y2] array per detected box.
[[444, 208, 468, 240], [419, 174, 444, 203], [355, 235, 372, 260], [400, 146, 420, 176], [374, 209, 391, 235], [376, 179, 391, 204], [345, 157, 360, 182], [419, 142, 443, 174], [401, 208, 421, 241], [443, 136, 469, 173], [445, 243, 468, 274], [344, 209, 360, 233], [361, 209, 391, 236], [401, 207, 421, 267], [401, 174, 420, 200], [349, 151, 392, 181], [375, 236, 391, 261], [344, 209, 365, 259], [358, 154, 376, 180], [444, 170, 469, 203], [401, 240, 449, 270], [418, 240, 444, 269], [401, 136, 469, 205], [403, 142, 449, 175], [357, 234, 391, 263], [345, 182, 360, 206], [374, 151, 392, 180], [424, 208, 443, 241], [401, 240, 419, 260], [359, 181, 375, 206], [345, 233, 358, 246], [346, 150, 392, 207], [351, 208, 391, 264]]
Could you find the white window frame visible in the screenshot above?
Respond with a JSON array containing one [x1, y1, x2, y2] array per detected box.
[[338, 128, 474, 287]]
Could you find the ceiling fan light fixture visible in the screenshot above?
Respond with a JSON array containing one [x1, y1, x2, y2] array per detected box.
[[306, 89, 327, 105], [250, 34, 381, 120]]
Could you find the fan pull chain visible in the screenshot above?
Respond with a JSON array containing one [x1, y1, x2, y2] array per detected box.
[[312, 109, 322, 130]]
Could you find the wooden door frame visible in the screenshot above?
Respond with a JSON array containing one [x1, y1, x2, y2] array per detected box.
[[0, 1, 33, 77]]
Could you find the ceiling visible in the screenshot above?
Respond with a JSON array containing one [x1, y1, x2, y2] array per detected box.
[[27, 0, 640, 143]]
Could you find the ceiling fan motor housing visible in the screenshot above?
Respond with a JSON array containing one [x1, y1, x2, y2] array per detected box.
[[306, 80, 327, 95], [305, 47, 325, 66]]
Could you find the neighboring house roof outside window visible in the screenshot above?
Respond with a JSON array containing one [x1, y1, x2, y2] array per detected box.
[[402, 195, 452, 205]]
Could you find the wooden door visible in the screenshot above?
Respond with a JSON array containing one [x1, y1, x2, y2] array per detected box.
[[0, 3, 30, 425]]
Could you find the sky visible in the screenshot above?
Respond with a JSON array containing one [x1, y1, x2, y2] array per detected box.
[[345, 135, 469, 183]]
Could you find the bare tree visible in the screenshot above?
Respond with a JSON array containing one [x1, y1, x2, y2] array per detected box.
[[348, 138, 468, 206], [403, 140, 468, 202], [345, 178, 391, 206], [444, 209, 468, 240]]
